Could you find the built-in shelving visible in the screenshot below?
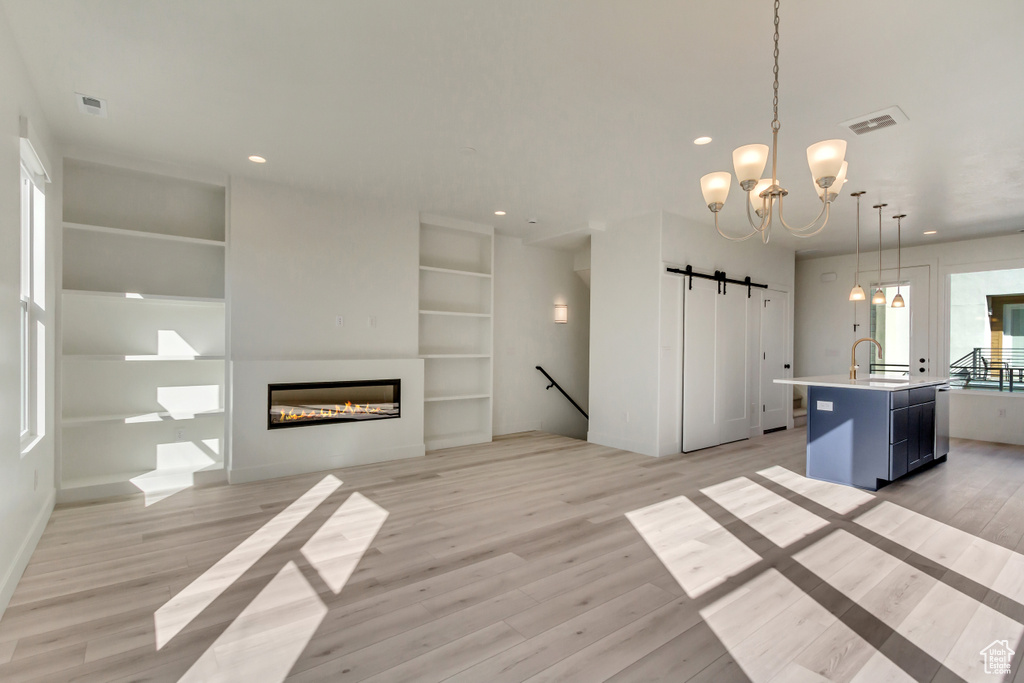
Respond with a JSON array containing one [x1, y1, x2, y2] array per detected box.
[[419, 265, 492, 279], [419, 216, 494, 451], [419, 310, 492, 318], [63, 222, 226, 247], [62, 289, 225, 305], [59, 158, 227, 502], [424, 393, 491, 403]]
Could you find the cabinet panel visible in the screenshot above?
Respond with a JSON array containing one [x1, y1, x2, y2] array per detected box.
[[918, 401, 935, 464], [891, 390, 909, 410], [891, 407, 908, 443], [909, 386, 936, 406], [890, 440, 909, 480]]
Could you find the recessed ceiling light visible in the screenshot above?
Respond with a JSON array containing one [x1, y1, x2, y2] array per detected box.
[[693, 136, 713, 145], [248, 155, 266, 163], [923, 230, 937, 235], [494, 210, 506, 216]]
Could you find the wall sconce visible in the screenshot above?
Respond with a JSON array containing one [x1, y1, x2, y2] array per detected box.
[[554, 304, 568, 324]]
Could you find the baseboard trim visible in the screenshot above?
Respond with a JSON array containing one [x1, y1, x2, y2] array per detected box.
[[228, 444, 425, 484], [0, 488, 55, 620]]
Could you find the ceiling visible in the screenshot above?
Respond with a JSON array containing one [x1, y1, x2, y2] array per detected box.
[[5, 0, 1024, 256]]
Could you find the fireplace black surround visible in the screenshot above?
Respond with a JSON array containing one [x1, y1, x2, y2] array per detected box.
[[267, 378, 401, 429]]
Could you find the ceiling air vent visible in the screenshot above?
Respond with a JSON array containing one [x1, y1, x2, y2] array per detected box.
[[76, 92, 108, 118], [839, 105, 908, 136]]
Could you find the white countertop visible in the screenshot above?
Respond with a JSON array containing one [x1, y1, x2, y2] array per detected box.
[[775, 375, 950, 392]]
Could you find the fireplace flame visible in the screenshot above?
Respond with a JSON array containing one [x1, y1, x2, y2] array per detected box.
[[278, 401, 383, 423]]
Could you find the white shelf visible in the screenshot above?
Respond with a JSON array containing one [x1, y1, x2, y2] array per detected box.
[[63, 354, 225, 362], [63, 222, 226, 247], [419, 265, 492, 279], [421, 353, 491, 359], [424, 393, 491, 403], [424, 430, 493, 451], [419, 310, 491, 318], [62, 289, 225, 305], [62, 409, 225, 427]]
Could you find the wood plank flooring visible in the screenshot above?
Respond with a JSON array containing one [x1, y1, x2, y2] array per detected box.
[[1, 429, 1024, 681]]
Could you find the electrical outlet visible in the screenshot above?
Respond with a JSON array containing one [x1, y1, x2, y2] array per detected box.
[[175, 428, 186, 441], [368, 315, 377, 328], [335, 315, 344, 328], [998, 408, 1007, 418]]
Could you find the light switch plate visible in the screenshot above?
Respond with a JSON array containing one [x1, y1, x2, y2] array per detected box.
[[816, 400, 834, 412]]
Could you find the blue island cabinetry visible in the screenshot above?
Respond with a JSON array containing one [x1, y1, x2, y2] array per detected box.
[[777, 376, 950, 491]]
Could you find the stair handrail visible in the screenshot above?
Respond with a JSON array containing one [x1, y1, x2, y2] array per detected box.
[[535, 366, 589, 420]]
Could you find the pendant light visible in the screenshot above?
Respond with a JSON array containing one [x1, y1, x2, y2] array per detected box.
[[891, 214, 906, 308], [849, 191, 866, 301], [871, 203, 888, 305]]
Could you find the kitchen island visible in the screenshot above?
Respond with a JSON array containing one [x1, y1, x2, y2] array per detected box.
[[775, 375, 951, 490]]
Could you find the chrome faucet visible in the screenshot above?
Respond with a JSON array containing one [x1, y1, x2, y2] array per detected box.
[[850, 338, 883, 379]]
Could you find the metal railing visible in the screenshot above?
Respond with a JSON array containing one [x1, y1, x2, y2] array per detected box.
[[950, 347, 1024, 392], [869, 363, 910, 376], [535, 366, 588, 419]]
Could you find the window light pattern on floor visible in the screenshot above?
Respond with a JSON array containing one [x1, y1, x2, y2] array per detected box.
[[627, 467, 1024, 682]]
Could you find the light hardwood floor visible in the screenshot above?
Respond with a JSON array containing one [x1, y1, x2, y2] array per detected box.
[[1, 429, 1024, 682]]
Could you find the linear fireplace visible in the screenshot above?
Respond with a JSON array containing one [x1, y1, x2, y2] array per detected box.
[[268, 379, 401, 429]]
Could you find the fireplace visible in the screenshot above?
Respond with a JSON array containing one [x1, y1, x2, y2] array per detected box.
[[268, 379, 400, 429]]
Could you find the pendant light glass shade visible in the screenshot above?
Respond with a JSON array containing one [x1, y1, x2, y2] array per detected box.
[[700, 172, 732, 210], [872, 288, 886, 305], [850, 285, 866, 301], [891, 292, 905, 308], [732, 144, 770, 186]]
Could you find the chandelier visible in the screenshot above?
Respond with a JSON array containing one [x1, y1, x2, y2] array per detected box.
[[699, 0, 848, 244]]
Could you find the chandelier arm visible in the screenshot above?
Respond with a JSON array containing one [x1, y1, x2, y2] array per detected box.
[[743, 191, 770, 233], [776, 192, 829, 233], [787, 201, 832, 238], [714, 211, 760, 242]]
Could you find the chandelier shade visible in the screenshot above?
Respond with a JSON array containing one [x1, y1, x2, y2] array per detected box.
[[817, 161, 848, 202], [749, 178, 777, 216], [732, 144, 770, 187], [700, 172, 732, 210], [806, 140, 848, 186]]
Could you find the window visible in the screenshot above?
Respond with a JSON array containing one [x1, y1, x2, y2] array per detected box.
[[20, 164, 46, 450], [949, 267, 1024, 392]]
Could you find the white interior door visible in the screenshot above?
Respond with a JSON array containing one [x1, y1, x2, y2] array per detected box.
[[683, 278, 718, 452], [760, 290, 789, 431]]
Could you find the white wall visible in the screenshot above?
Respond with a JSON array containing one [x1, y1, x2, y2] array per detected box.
[[228, 178, 420, 361], [659, 212, 796, 455], [795, 232, 1024, 446], [0, 5, 59, 617], [588, 210, 796, 457], [589, 213, 663, 455], [492, 235, 589, 440]]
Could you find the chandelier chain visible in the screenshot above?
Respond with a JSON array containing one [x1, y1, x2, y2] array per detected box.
[[771, 0, 780, 132]]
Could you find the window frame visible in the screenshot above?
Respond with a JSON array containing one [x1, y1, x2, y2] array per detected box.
[[20, 163, 45, 451]]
